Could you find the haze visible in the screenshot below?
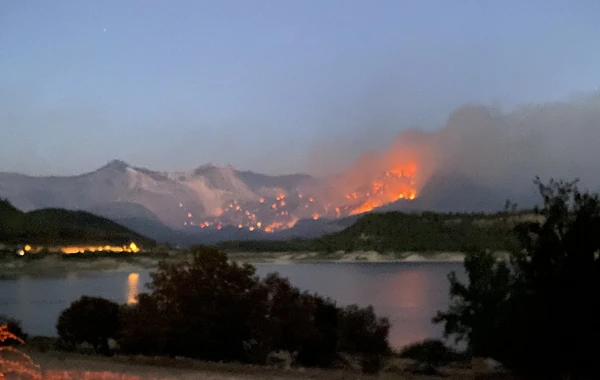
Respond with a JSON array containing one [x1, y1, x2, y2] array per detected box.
[[2, 1, 600, 180]]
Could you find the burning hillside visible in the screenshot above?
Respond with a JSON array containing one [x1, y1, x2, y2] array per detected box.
[[184, 154, 425, 233]]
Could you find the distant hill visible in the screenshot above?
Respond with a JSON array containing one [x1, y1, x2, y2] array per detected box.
[[218, 211, 524, 253], [0, 199, 155, 247]]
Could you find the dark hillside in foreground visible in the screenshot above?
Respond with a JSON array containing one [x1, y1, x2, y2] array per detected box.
[[0, 199, 155, 247], [218, 211, 526, 253]]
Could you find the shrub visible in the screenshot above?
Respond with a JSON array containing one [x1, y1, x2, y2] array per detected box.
[[400, 339, 463, 367], [56, 296, 121, 355]]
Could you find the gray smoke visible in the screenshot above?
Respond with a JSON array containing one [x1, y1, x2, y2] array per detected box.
[[329, 91, 600, 199]]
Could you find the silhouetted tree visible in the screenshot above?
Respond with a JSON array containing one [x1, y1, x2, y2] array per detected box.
[[117, 246, 391, 371], [56, 296, 121, 355], [433, 250, 512, 357], [120, 246, 269, 362], [338, 305, 390, 372], [435, 178, 600, 379]]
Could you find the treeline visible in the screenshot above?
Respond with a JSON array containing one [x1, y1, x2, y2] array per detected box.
[[435, 178, 600, 378], [56, 247, 390, 372], [0, 199, 155, 247], [218, 211, 522, 253]]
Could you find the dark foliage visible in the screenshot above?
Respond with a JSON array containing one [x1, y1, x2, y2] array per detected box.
[[0, 199, 154, 247], [400, 339, 464, 368], [435, 178, 600, 379], [218, 210, 521, 253], [117, 246, 390, 370], [56, 296, 121, 355]]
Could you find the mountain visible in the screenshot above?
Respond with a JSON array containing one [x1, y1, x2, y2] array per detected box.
[[0, 199, 155, 247], [0, 160, 322, 243], [0, 161, 539, 245]]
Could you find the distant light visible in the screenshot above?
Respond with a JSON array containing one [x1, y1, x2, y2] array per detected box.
[[256, 222, 262, 227], [313, 214, 319, 220], [187, 213, 192, 218], [216, 225, 222, 230], [129, 242, 140, 253], [259, 198, 264, 203], [17, 250, 25, 256], [280, 201, 286, 206], [249, 226, 255, 231], [24, 245, 31, 252], [179, 203, 183, 208], [238, 224, 243, 228]]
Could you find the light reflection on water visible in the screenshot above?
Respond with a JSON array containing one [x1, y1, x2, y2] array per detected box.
[[127, 273, 140, 305], [0, 263, 465, 349]]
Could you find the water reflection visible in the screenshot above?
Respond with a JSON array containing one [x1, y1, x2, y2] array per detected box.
[[0, 263, 465, 349], [127, 273, 140, 305]]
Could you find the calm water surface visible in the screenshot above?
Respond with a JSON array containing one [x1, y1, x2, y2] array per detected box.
[[0, 262, 465, 349]]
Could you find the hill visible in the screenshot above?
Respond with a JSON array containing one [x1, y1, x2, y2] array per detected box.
[[218, 211, 525, 253], [0, 199, 155, 247]]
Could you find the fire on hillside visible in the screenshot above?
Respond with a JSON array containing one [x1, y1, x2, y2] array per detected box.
[[180, 159, 422, 233]]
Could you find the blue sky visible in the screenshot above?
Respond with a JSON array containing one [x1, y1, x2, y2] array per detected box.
[[2, 0, 600, 176]]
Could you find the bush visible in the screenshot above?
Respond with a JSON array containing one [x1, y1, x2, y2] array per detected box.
[[56, 296, 121, 355], [117, 246, 391, 371], [400, 339, 463, 367]]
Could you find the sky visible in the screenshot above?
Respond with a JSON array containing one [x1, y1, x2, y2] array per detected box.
[[2, 1, 600, 176]]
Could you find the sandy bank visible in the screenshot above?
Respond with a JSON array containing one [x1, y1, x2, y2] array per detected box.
[[0, 251, 468, 276], [0, 256, 166, 277], [229, 251, 467, 264]]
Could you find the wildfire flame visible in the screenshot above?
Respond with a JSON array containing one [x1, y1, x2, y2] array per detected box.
[[185, 152, 424, 232]]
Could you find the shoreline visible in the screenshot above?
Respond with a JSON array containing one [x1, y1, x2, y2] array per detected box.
[[0, 251, 467, 277]]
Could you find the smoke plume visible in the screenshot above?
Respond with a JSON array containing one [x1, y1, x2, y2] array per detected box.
[[334, 92, 600, 201]]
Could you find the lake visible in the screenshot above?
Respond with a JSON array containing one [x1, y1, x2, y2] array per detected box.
[[0, 262, 465, 349]]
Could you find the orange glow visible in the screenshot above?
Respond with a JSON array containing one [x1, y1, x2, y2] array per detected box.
[[259, 198, 264, 203], [271, 203, 277, 209], [313, 214, 319, 220], [187, 212, 192, 218], [345, 161, 419, 216], [280, 200, 286, 206], [216, 224, 222, 230], [127, 273, 139, 305], [56, 243, 140, 254]]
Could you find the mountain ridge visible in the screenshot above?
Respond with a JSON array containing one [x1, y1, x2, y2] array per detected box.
[[0, 160, 539, 244]]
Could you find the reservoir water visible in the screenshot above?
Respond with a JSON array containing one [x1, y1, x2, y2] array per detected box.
[[0, 262, 465, 349]]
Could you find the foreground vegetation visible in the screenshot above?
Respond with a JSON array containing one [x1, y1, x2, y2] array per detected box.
[[218, 210, 526, 253], [435, 178, 600, 379], [54, 246, 391, 373]]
